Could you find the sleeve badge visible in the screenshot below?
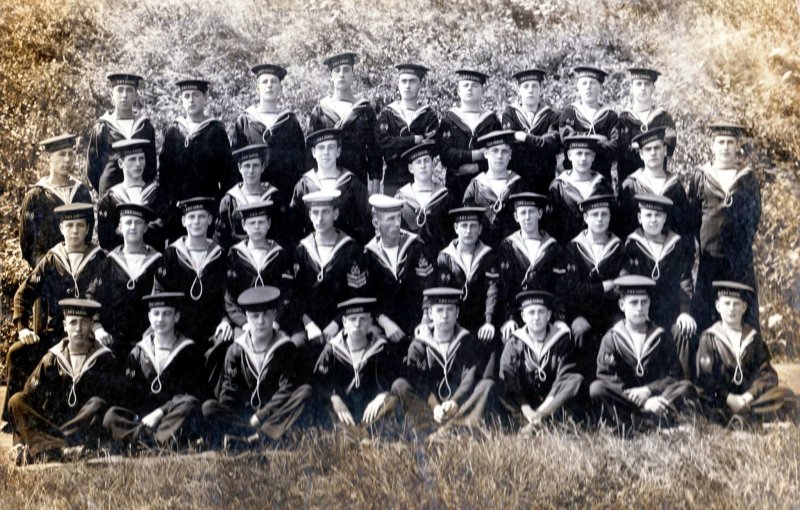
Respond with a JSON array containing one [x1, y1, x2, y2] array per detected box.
[[346, 263, 367, 288], [415, 256, 433, 277]]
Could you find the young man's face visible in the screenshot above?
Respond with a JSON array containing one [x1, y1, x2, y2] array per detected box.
[[246, 309, 276, 336], [639, 140, 666, 170], [619, 294, 651, 327], [238, 157, 264, 185], [343, 312, 372, 337], [513, 205, 543, 234], [715, 296, 747, 326], [372, 210, 402, 245], [312, 140, 341, 169], [398, 73, 421, 101], [568, 148, 595, 173], [309, 205, 338, 233], [119, 215, 146, 244], [518, 80, 541, 107], [257, 73, 282, 102], [120, 152, 146, 181], [64, 314, 93, 344], [149, 306, 179, 335], [454, 220, 481, 246], [630, 78, 655, 104], [181, 210, 212, 237], [521, 304, 551, 334], [583, 208, 611, 236], [712, 135, 739, 166], [111, 84, 137, 112], [638, 209, 667, 237], [458, 80, 483, 105], [181, 90, 207, 117], [331, 64, 354, 91], [49, 148, 75, 178], [409, 155, 434, 182], [242, 216, 270, 242], [576, 77, 602, 104], [484, 144, 512, 173], [60, 219, 89, 250], [430, 303, 458, 332]]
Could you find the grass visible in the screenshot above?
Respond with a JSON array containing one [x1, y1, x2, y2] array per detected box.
[[0, 422, 798, 509]]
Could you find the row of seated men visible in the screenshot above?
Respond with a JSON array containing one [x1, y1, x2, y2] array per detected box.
[[6, 276, 794, 464]]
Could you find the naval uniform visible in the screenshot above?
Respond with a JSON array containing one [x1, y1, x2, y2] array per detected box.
[[589, 320, 693, 424], [501, 104, 561, 194], [463, 171, 530, 248], [103, 334, 206, 445], [214, 182, 284, 251], [558, 103, 619, 183], [231, 107, 306, 202], [562, 231, 625, 377], [5, 244, 106, 422], [394, 184, 454, 254], [9, 340, 117, 454], [497, 231, 566, 327], [499, 323, 584, 423], [696, 322, 794, 421], [289, 169, 372, 245], [87, 112, 157, 195], [688, 164, 761, 331], [374, 102, 439, 195], [96, 182, 171, 252], [19, 177, 93, 268], [436, 109, 501, 200], [394, 326, 495, 428], [309, 97, 383, 185], [363, 231, 434, 334], [86, 245, 162, 359], [546, 171, 614, 244], [616, 108, 677, 184], [202, 330, 311, 442], [313, 331, 402, 427]]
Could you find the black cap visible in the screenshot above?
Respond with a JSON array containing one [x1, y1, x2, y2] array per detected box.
[[614, 275, 656, 296], [40, 134, 77, 153], [236, 201, 274, 220], [238, 286, 281, 312], [112, 138, 151, 157], [232, 144, 268, 164], [59, 298, 101, 317], [116, 203, 153, 221], [306, 128, 341, 148], [517, 290, 554, 310], [563, 135, 599, 152], [449, 206, 485, 224], [178, 197, 215, 215], [106, 73, 143, 88], [455, 69, 489, 85], [176, 79, 210, 93], [708, 122, 746, 138], [423, 287, 462, 306], [477, 130, 515, 149], [400, 141, 436, 163], [142, 292, 184, 310], [395, 63, 429, 79], [55, 203, 93, 222], [512, 68, 546, 83], [712, 280, 754, 300], [578, 194, 614, 213], [323, 52, 358, 70], [511, 192, 547, 210], [250, 63, 288, 81], [337, 297, 377, 316], [628, 67, 661, 83], [635, 194, 673, 212], [631, 127, 667, 149], [573, 66, 608, 83]]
